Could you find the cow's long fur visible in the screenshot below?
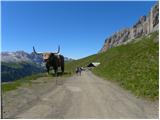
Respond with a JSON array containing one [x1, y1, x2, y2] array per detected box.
[[45, 53, 64, 76], [33, 46, 64, 76]]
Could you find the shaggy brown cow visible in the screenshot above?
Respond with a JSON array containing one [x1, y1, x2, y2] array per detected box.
[[33, 46, 64, 76]]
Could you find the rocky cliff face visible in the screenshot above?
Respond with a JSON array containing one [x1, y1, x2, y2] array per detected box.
[[100, 3, 159, 52]]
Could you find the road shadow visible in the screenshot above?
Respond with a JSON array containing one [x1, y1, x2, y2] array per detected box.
[[49, 71, 71, 77], [48, 71, 71, 85]]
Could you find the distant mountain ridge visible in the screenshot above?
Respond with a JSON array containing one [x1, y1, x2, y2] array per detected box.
[[1, 51, 74, 64], [100, 3, 159, 52], [1, 51, 43, 65], [1, 51, 74, 82]]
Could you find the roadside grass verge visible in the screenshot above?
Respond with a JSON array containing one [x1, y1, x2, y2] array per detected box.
[[93, 32, 159, 100], [2, 70, 72, 93], [66, 32, 159, 100], [2, 73, 49, 92]]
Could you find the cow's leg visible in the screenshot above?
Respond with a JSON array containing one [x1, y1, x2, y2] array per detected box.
[[53, 67, 58, 84], [61, 65, 64, 74], [46, 65, 50, 74], [54, 67, 58, 76]]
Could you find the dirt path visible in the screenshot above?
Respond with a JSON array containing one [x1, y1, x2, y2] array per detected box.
[[2, 71, 158, 118]]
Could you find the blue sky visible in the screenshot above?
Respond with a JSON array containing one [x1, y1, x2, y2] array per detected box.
[[2, 1, 157, 59]]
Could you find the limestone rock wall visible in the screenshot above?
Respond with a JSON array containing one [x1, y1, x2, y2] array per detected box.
[[100, 3, 159, 52]]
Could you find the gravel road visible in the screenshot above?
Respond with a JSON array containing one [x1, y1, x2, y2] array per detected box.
[[2, 71, 158, 118]]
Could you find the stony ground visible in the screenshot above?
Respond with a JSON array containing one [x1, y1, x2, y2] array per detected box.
[[2, 70, 159, 119]]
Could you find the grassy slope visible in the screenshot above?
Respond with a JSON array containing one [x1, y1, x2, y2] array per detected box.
[[2, 61, 44, 82], [65, 32, 159, 100], [2, 73, 50, 92], [2, 71, 71, 92]]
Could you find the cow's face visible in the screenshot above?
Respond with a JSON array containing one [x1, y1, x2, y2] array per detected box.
[[42, 53, 52, 62], [33, 46, 60, 62]]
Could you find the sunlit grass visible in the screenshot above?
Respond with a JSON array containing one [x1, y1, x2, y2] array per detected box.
[[2, 73, 49, 92], [66, 32, 159, 100]]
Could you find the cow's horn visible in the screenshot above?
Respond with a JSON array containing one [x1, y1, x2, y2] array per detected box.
[[57, 45, 60, 54], [33, 46, 43, 55]]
